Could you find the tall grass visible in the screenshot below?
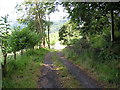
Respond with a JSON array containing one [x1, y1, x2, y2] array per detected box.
[[63, 48, 119, 88], [2, 48, 49, 88]]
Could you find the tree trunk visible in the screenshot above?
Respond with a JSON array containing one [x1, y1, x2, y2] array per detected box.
[[110, 8, 114, 42], [48, 25, 50, 48], [3, 53, 7, 77], [13, 52, 16, 60], [43, 38, 45, 48], [35, 1, 42, 48], [48, 15, 50, 48], [21, 49, 23, 55], [3, 54, 7, 66]]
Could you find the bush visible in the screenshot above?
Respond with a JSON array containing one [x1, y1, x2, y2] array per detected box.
[[8, 27, 40, 53], [59, 21, 81, 45]]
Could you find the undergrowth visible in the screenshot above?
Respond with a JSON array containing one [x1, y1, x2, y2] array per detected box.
[[2, 48, 49, 88], [63, 47, 119, 88]]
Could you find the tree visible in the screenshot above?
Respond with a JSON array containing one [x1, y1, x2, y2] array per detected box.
[[47, 16, 50, 48], [45, 16, 53, 48], [61, 2, 120, 42], [60, 2, 120, 61], [16, 1, 56, 48], [59, 21, 80, 45], [8, 27, 40, 60], [0, 15, 11, 76]]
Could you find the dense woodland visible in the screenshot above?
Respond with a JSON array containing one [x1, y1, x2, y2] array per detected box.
[[0, 1, 120, 88]]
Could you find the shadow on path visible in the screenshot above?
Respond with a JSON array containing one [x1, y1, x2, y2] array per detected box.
[[38, 52, 61, 88]]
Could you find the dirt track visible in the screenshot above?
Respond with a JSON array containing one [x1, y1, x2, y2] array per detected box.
[[38, 52, 102, 88], [38, 52, 61, 88], [57, 52, 102, 88]]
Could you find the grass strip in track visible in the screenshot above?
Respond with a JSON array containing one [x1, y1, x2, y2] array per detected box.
[[51, 51, 82, 88]]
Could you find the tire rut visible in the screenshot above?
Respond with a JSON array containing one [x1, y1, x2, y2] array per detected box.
[[57, 51, 103, 88], [38, 52, 61, 88]]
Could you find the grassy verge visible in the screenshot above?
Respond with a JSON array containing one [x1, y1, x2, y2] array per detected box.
[[63, 48, 119, 88], [2, 48, 49, 88], [51, 51, 82, 88]]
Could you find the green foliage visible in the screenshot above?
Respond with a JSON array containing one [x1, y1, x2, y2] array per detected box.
[[87, 30, 120, 61], [63, 47, 119, 88], [114, 30, 120, 39], [3, 48, 49, 88], [61, 14, 120, 86], [60, 2, 120, 61], [0, 15, 11, 54], [16, 2, 56, 47], [8, 27, 40, 52], [89, 34, 106, 48], [59, 21, 81, 45], [62, 2, 120, 42]]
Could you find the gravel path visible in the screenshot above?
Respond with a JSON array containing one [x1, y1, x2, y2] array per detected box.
[[38, 52, 61, 88], [57, 52, 103, 88]]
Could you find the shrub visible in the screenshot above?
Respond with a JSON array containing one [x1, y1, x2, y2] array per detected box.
[[8, 27, 40, 53]]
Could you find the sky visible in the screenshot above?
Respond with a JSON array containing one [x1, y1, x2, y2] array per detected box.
[[0, 0, 23, 20], [49, 5, 68, 21], [0, 0, 68, 26]]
